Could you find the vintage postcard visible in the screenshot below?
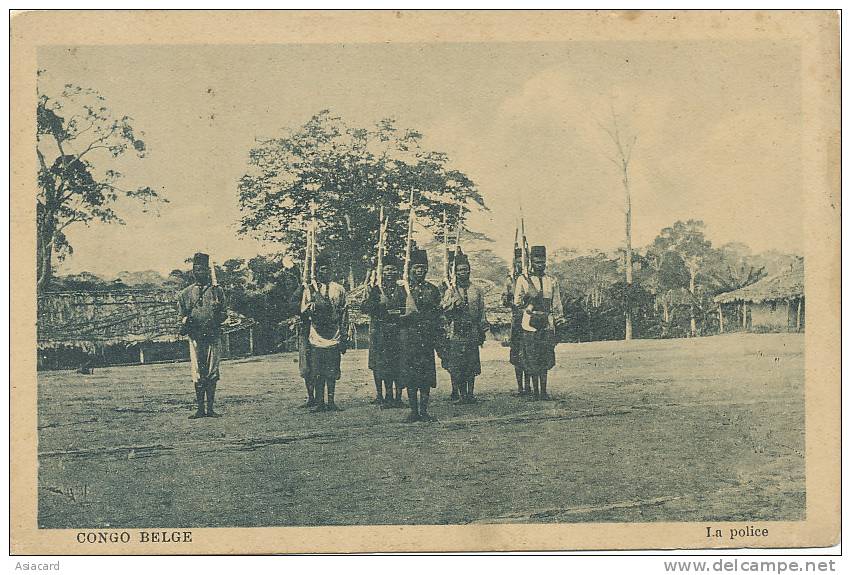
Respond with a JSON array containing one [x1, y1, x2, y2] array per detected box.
[[10, 10, 839, 554]]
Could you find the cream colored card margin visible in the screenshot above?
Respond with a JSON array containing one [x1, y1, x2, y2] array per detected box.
[[10, 10, 840, 554]]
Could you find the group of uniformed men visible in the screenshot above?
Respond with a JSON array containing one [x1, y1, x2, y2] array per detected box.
[[177, 244, 564, 423]]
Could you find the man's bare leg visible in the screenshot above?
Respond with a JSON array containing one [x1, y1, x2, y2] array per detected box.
[[372, 372, 384, 404], [514, 365, 524, 394]]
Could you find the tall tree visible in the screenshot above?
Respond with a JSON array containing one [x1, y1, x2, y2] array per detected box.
[[599, 108, 638, 341], [709, 242, 766, 294], [643, 243, 690, 335], [36, 78, 166, 292], [238, 111, 484, 287], [651, 220, 715, 337]]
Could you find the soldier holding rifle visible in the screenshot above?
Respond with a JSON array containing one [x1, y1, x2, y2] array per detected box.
[[513, 245, 565, 400], [398, 191, 442, 422], [290, 210, 318, 407], [178, 252, 227, 419], [295, 252, 349, 412], [362, 207, 406, 407], [503, 221, 532, 395], [440, 251, 488, 404]]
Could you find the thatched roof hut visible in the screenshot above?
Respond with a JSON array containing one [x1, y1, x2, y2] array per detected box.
[[714, 266, 804, 305], [713, 266, 804, 333], [37, 289, 256, 353]]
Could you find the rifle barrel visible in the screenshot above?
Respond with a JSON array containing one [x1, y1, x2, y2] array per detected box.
[[442, 209, 449, 284], [403, 189, 415, 282]]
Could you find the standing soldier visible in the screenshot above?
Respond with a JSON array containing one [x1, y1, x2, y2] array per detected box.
[[513, 245, 565, 400], [361, 254, 405, 407], [296, 252, 349, 412], [437, 249, 457, 400], [503, 246, 531, 395], [178, 252, 227, 419], [440, 252, 488, 404], [289, 267, 315, 408], [399, 248, 442, 422]]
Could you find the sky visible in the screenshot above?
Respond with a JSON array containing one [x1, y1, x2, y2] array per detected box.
[[38, 40, 803, 277]]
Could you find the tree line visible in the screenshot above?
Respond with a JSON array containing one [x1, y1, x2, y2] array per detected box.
[[36, 79, 801, 348], [551, 223, 801, 342]]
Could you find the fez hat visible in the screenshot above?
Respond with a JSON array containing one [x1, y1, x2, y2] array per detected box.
[[410, 248, 429, 266], [383, 254, 402, 269], [513, 246, 523, 260], [192, 252, 210, 268], [530, 245, 546, 258], [315, 251, 332, 266]]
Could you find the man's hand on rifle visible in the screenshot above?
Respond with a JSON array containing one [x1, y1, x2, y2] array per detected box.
[[300, 283, 316, 314]]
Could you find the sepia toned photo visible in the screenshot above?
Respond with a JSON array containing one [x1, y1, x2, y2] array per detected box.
[[11, 10, 839, 554]]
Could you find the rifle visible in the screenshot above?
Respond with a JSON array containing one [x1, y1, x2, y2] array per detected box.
[[442, 209, 450, 286], [402, 188, 418, 313], [301, 218, 310, 287], [301, 203, 318, 313], [520, 207, 530, 279], [309, 202, 318, 288], [449, 208, 462, 288], [511, 223, 519, 281], [504, 222, 519, 307], [210, 258, 219, 287], [374, 204, 386, 288], [209, 257, 221, 305]]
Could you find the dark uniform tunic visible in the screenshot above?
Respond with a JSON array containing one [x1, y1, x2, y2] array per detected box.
[[440, 282, 488, 379], [399, 280, 442, 390], [513, 274, 564, 376], [177, 283, 226, 383], [305, 282, 348, 381], [502, 276, 524, 367], [289, 286, 312, 379], [361, 283, 404, 380]]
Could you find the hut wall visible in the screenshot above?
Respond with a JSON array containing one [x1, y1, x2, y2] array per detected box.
[[37, 346, 90, 371], [750, 301, 792, 331], [136, 341, 190, 363], [222, 328, 254, 358], [348, 323, 371, 350]]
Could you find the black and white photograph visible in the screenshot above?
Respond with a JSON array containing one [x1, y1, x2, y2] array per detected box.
[[11, 9, 839, 554]]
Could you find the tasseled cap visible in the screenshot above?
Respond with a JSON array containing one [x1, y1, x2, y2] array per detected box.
[[530, 245, 546, 258], [410, 248, 429, 266], [192, 252, 210, 268]]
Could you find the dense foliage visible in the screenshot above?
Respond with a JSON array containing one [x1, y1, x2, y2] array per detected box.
[[37, 76, 166, 291], [237, 111, 486, 286]]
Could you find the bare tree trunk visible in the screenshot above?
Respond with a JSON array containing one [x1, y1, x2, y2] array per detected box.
[[623, 163, 634, 342], [37, 224, 54, 293], [688, 268, 697, 337], [601, 108, 637, 342], [344, 214, 356, 289]]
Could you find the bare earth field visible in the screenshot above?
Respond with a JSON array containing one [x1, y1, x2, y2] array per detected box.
[[37, 333, 804, 528]]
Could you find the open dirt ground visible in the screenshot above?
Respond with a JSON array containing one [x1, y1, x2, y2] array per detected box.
[[37, 333, 804, 528]]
